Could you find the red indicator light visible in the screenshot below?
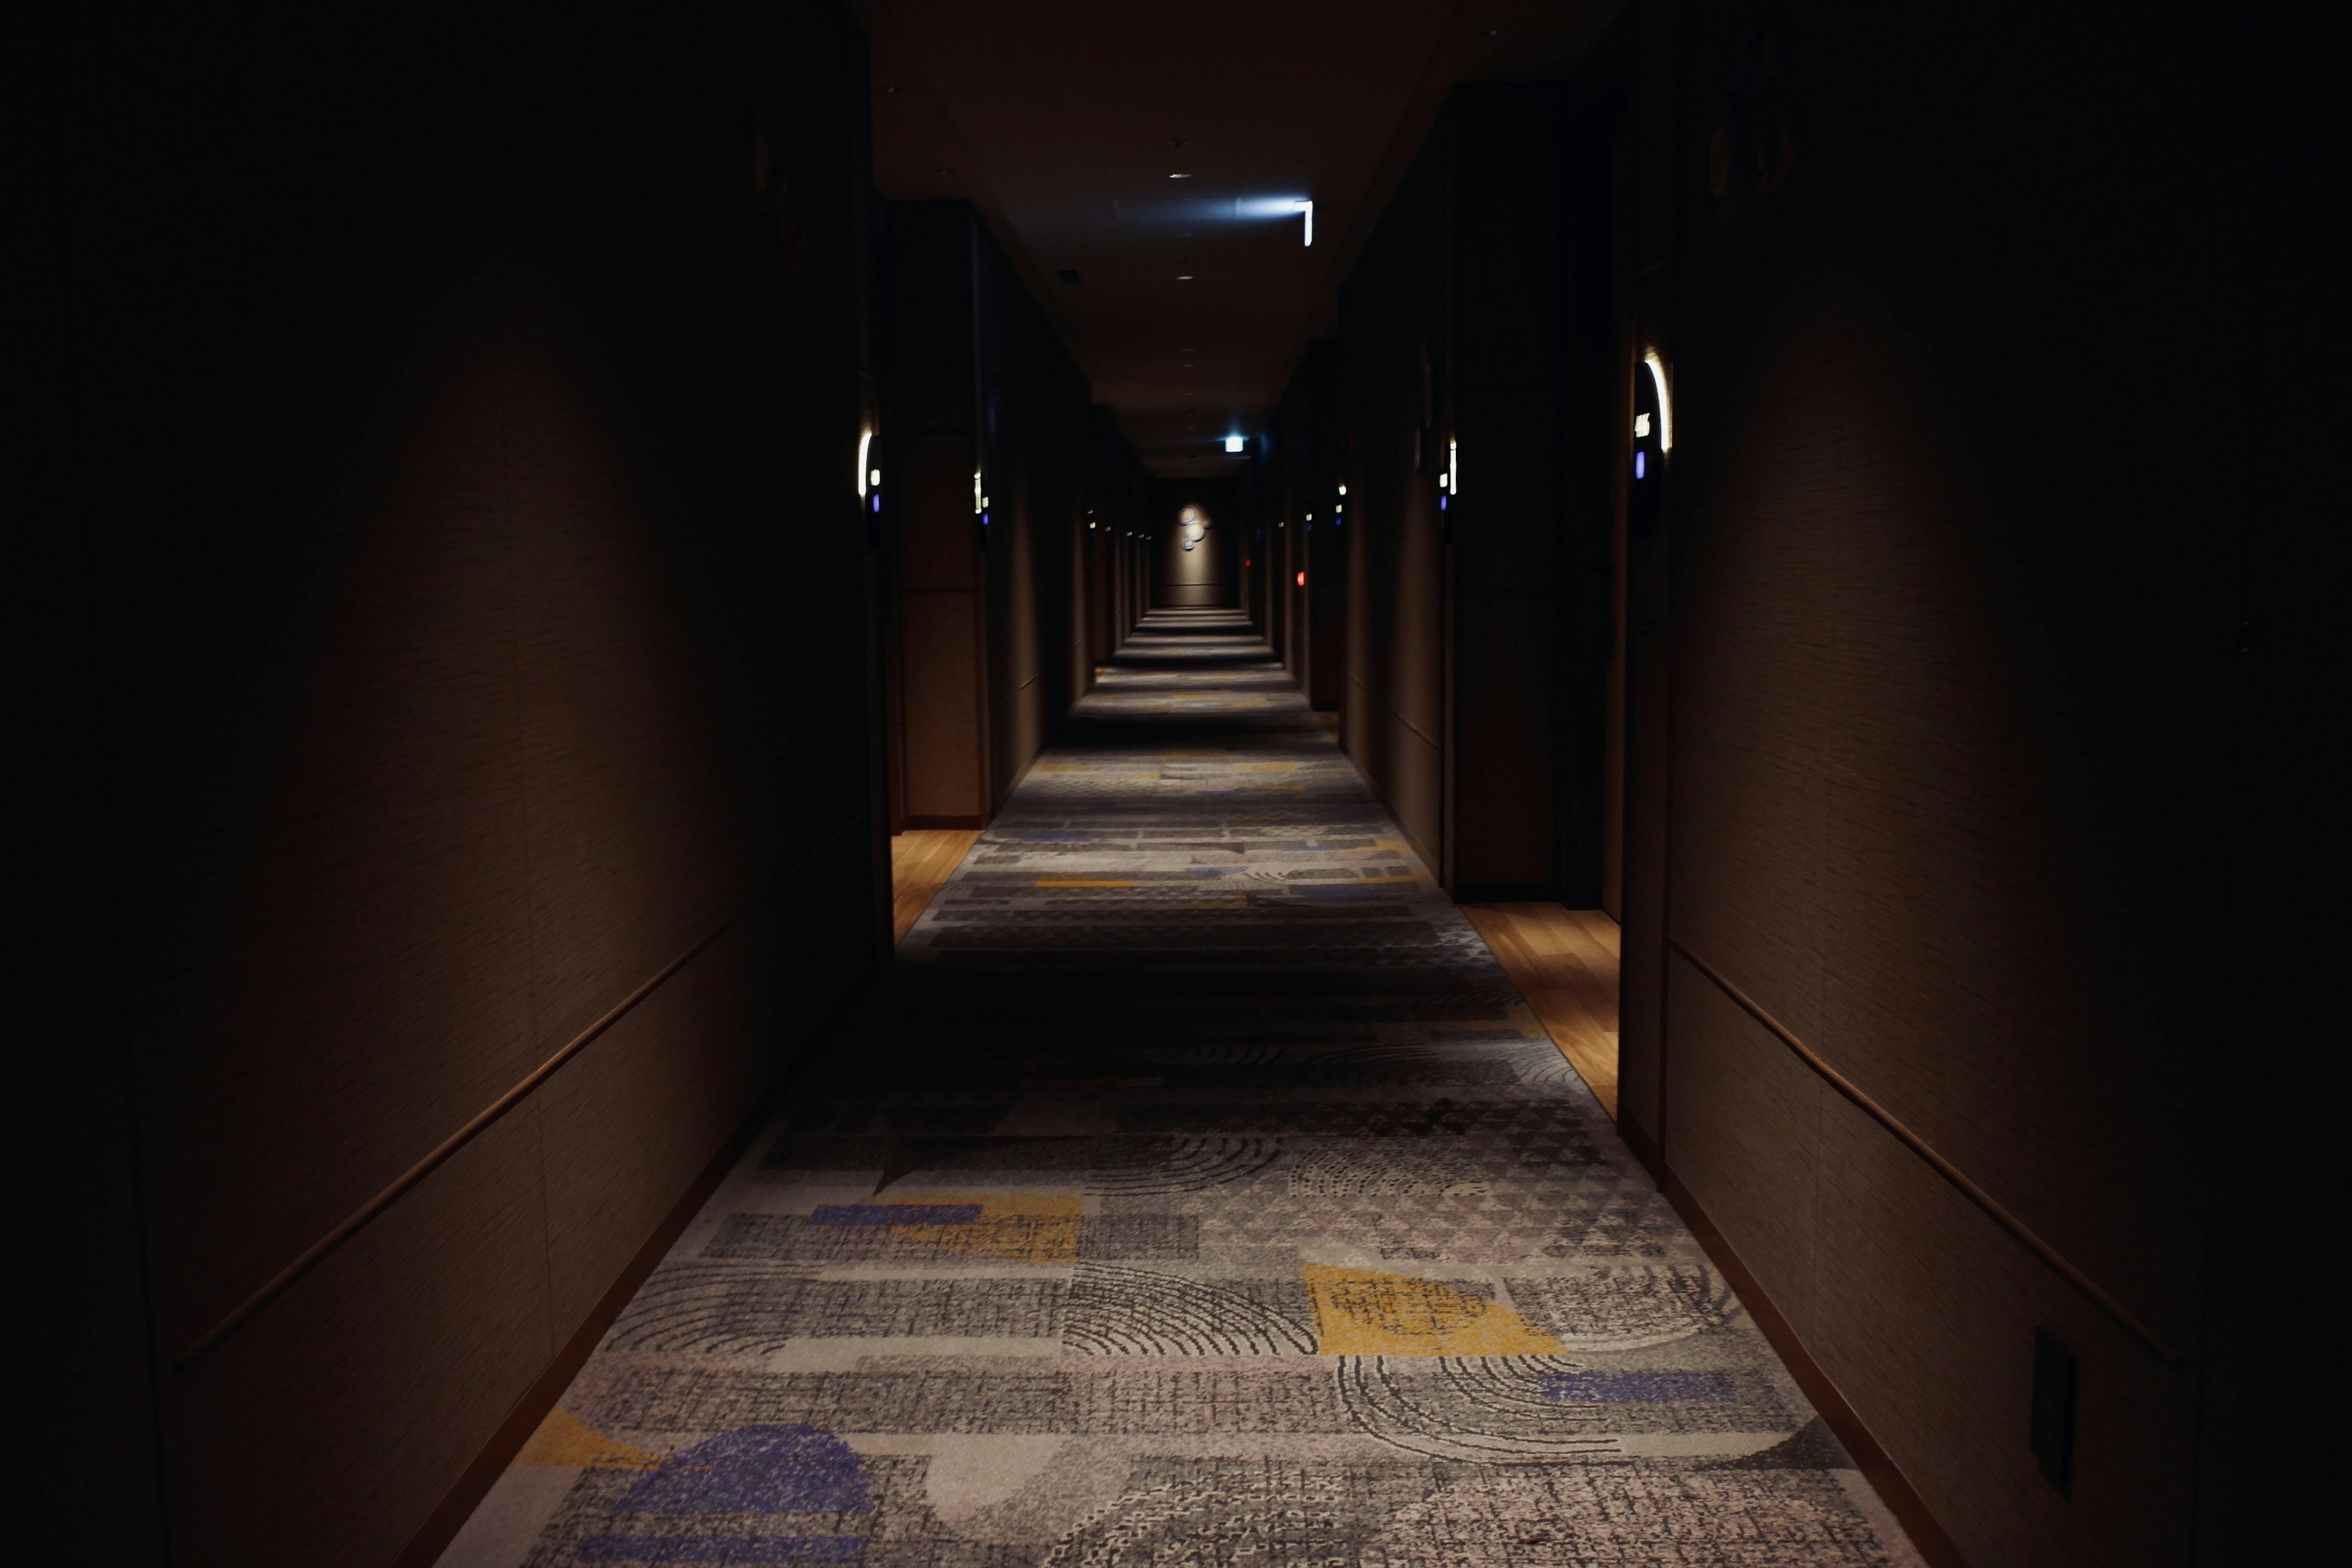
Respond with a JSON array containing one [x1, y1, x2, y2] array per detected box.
[[1296, 571, 1307, 587]]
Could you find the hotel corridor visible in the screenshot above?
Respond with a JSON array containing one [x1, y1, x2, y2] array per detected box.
[[442, 611, 1916, 1566]]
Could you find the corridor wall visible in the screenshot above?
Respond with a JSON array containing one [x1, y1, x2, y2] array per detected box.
[[1262, 341, 1348, 713], [884, 200, 1114, 825], [1581, 2, 2333, 1565], [1332, 86, 1607, 900], [17, 5, 887, 1565]]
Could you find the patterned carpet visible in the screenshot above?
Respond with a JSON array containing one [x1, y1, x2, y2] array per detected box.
[[442, 608, 1920, 1567]]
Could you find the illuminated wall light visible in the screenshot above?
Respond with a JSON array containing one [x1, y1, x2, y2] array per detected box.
[[1224, 434, 1245, 453], [856, 431, 873, 498], [1643, 350, 1673, 451], [1298, 199, 1314, 247]]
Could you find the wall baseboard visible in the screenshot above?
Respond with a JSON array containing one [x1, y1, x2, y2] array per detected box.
[[1652, 1162, 1971, 1568], [387, 1096, 765, 1568]]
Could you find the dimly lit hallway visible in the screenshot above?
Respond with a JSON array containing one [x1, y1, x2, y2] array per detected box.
[[23, 4, 2333, 1564], [439, 610, 1918, 1565]]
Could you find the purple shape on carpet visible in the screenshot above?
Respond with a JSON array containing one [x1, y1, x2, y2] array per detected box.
[[1539, 1371, 1737, 1403], [579, 1536, 866, 1563], [618, 1426, 870, 1516], [807, 1203, 981, 1227]]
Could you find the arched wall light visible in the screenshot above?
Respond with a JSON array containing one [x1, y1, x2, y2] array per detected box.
[[1643, 350, 1673, 452]]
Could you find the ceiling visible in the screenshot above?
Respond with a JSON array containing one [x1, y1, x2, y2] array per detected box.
[[858, 1, 1621, 475]]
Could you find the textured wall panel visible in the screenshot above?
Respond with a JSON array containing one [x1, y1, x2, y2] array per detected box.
[[1812, 1095, 2196, 1568], [1661, 951, 1822, 1340], [37, 6, 885, 1563], [159, 1110, 554, 1568], [540, 916, 772, 1334]]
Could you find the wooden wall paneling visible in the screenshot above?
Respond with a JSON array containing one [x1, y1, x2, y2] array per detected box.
[[159, 1109, 554, 1568], [1660, 951, 1823, 1339], [1306, 349, 1349, 714], [1664, 312, 1834, 1046], [124, 304, 547, 1412], [1337, 108, 1450, 872], [1811, 1091, 2197, 1568], [888, 203, 987, 824], [1449, 85, 1568, 900], [537, 914, 772, 1332], [35, 4, 885, 1559], [1614, 0, 1683, 1163], [1640, 0, 2234, 1556]]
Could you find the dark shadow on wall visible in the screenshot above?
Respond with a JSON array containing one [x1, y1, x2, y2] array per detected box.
[[17, 4, 887, 1564]]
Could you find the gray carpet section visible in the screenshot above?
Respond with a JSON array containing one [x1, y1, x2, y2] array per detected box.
[[443, 609, 1919, 1567]]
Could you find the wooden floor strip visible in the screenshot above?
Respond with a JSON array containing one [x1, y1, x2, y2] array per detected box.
[[892, 828, 981, 943], [1460, 902, 1621, 1118]]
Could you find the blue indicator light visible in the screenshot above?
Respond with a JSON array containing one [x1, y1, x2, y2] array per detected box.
[[1635, 451, 1646, 479]]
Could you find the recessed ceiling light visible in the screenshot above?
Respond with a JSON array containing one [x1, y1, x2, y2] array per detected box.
[[1169, 172, 1192, 179], [1177, 274, 1194, 281]]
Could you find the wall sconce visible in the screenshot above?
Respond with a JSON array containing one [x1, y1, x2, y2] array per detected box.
[[1643, 350, 1673, 451]]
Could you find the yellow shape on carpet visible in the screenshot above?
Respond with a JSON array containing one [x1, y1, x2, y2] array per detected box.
[[892, 1194, 1085, 1264], [514, 1406, 661, 1469], [1303, 1264, 1564, 1357]]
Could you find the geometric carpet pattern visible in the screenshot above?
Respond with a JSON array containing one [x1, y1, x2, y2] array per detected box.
[[440, 609, 1921, 1567]]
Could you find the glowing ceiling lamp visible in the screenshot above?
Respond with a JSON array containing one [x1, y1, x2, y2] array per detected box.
[[1224, 434, 1245, 453]]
